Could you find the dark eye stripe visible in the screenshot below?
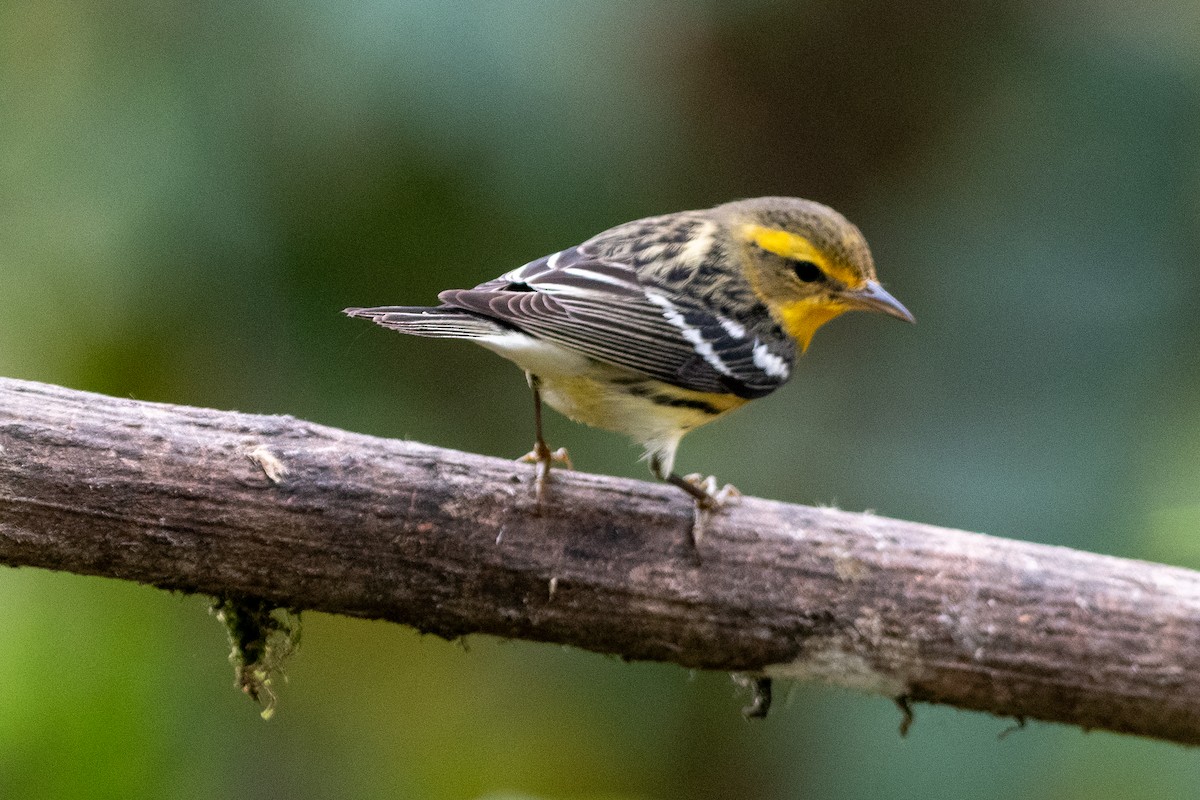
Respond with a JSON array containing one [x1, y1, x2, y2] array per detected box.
[[790, 260, 823, 283]]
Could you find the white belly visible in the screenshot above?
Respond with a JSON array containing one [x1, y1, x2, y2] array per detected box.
[[475, 331, 593, 378]]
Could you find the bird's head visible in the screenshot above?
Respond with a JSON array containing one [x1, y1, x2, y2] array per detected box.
[[718, 197, 914, 352]]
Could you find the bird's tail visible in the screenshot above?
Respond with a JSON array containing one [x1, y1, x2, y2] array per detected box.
[[343, 305, 508, 338]]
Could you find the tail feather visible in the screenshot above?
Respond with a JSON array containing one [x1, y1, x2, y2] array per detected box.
[[343, 305, 508, 338]]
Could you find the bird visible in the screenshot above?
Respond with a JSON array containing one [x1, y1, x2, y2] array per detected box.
[[345, 196, 913, 545]]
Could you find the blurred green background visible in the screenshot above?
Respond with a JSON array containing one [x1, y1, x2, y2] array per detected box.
[[3, 1, 1200, 798]]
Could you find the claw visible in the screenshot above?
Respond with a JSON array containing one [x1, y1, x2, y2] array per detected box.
[[676, 473, 740, 546], [547, 447, 572, 470], [518, 444, 572, 506]]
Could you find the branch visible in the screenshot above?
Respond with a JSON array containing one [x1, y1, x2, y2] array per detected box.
[[1, 376, 1198, 743]]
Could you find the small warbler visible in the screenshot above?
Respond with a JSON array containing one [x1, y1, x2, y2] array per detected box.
[[346, 197, 913, 543]]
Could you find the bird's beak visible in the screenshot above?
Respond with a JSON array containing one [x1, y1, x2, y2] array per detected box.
[[847, 280, 915, 323]]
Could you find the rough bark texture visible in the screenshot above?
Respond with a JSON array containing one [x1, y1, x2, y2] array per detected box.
[[1, 376, 1198, 743]]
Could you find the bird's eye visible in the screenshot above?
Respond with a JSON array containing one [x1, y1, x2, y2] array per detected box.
[[790, 260, 823, 283]]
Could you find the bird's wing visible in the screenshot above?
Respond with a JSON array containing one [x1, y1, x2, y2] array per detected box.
[[438, 246, 794, 398]]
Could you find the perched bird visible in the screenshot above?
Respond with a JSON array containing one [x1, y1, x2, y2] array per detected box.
[[346, 197, 913, 544]]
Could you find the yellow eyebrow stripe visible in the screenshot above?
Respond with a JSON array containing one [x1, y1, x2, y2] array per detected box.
[[743, 224, 863, 288], [746, 225, 821, 262]]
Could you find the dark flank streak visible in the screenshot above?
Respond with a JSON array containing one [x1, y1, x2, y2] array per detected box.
[[649, 393, 723, 414], [619, 380, 725, 415]]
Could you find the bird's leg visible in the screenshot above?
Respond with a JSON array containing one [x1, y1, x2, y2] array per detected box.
[[652, 455, 740, 547], [518, 373, 571, 505]]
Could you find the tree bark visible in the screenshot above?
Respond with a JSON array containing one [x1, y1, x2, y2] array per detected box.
[[1, 376, 1198, 743]]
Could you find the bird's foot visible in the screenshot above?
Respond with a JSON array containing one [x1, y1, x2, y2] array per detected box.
[[518, 443, 572, 506], [681, 473, 740, 546], [682, 473, 741, 508]]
